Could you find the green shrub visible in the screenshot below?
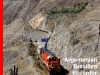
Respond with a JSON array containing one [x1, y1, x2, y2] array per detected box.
[[47, 5, 85, 15], [60, 7, 68, 13], [28, 43, 37, 60], [49, 9, 58, 14], [49, 9, 55, 14], [69, 9, 74, 13], [54, 9, 59, 13], [74, 5, 85, 14]]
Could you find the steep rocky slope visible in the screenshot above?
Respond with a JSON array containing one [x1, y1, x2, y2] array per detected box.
[[47, 6, 100, 74], [4, 0, 100, 25], [4, 0, 40, 25], [4, 17, 48, 75], [4, 0, 100, 75], [4, 43, 49, 75], [24, 0, 100, 21]]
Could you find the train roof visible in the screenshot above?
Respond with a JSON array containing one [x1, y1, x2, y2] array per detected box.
[[40, 48, 55, 57]]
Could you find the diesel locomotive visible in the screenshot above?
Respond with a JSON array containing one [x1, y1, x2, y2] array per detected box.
[[36, 36, 61, 73], [37, 48, 61, 73]]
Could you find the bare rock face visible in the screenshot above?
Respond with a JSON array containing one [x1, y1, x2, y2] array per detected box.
[[25, 0, 100, 21], [28, 13, 47, 29], [4, 18, 32, 47], [4, 44, 42, 75], [4, 0, 100, 75], [4, 17, 48, 48], [4, 17, 48, 75], [48, 6, 100, 74], [4, 0, 99, 25], [4, 0, 40, 25]]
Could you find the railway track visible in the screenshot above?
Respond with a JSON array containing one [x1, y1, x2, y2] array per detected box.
[[36, 30, 69, 75]]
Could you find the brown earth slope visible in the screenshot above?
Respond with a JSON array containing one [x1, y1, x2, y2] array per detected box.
[[4, 0, 100, 75], [4, 0, 40, 25], [4, 0, 100, 25]]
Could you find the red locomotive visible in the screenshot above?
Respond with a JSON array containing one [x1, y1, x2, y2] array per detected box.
[[38, 48, 61, 73]]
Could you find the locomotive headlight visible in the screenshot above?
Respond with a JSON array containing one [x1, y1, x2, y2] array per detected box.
[[47, 56, 50, 59]]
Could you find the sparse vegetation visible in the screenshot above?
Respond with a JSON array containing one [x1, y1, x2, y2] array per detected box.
[[28, 42, 37, 60], [28, 38, 50, 74], [34, 61, 49, 75], [27, 41, 49, 75], [47, 5, 85, 15], [73, 39, 80, 45], [10, 65, 18, 75], [74, 5, 85, 14], [4, 0, 100, 75], [60, 7, 69, 13]]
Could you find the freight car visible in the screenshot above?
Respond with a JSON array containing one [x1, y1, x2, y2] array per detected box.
[[37, 48, 61, 73]]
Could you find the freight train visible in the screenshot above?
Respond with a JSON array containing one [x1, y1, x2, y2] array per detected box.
[[37, 36, 61, 73]]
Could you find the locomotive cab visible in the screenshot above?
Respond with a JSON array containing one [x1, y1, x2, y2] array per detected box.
[[39, 48, 61, 73]]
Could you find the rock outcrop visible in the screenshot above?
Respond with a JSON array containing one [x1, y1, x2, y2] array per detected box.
[[4, 0, 100, 75], [47, 6, 100, 74]]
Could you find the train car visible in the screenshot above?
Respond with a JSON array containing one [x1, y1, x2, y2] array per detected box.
[[38, 48, 61, 73]]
